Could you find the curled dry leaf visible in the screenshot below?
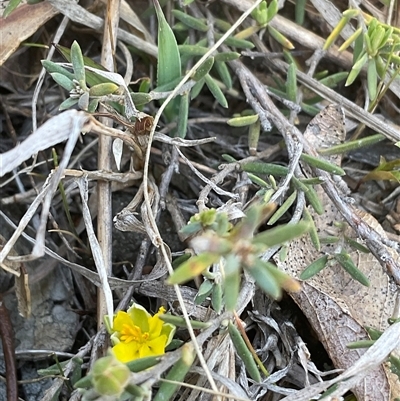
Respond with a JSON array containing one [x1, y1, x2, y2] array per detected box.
[[275, 105, 399, 401], [0, 235, 31, 318]]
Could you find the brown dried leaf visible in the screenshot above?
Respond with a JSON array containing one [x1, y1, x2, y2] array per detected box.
[[0, 3, 59, 66], [276, 105, 399, 400]]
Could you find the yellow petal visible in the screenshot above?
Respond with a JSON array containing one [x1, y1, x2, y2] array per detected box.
[[138, 335, 167, 358], [112, 341, 140, 363], [160, 323, 176, 346], [148, 314, 164, 337], [113, 311, 134, 332], [128, 304, 150, 333]]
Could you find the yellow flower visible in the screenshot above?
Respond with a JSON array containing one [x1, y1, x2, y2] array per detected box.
[[110, 303, 175, 363]]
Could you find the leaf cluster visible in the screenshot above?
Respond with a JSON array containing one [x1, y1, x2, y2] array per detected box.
[[168, 204, 310, 311]]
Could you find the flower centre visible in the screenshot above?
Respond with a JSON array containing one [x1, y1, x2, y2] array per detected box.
[[120, 324, 149, 343]]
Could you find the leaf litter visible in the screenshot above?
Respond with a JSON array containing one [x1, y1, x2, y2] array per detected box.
[[1, 1, 400, 401]]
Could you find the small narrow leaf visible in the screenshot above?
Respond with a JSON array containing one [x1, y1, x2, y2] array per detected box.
[[215, 33, 255, 49], [167, 253, 219, 284], [204, 74, 228, 108], [268, 190, 297, 225], [153, 343, 195, 401], [159, 314, 210, 329], [89, 82, 119, 97], [172, 9, 208, 32], [346, 52, 368, 86], [223, 254, 241, 311], [192, 57, 214, 81], [248, 119, 261, 156], [300, 153, 345, 176], [334, 252, 370, 286], [211, 281, 223, 313], [50, 73, 75, 91], [176, 92, 189, 138], [214, 52, 241, 62], [367, 57, 378, 100], [286, 62, 297, 102], [71, 41, 87, 90], [303, 206, 320, 251], [252, 221, 310, 248], [241, 161, 288, 176], [41, 60, 75, 80], [304, 185, 324, 215], [59, 97, 78, 111], [300, 255, 329, 280], [178, 44, 209, 56], [247, 259, 281, 299], [228, 322, 261, 382], [267, 25, 294, 49], [227, 114, 259, 127], [214, 60, 232, 89]]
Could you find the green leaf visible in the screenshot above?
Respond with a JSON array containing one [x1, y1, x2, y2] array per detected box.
[[50, 73, 75, 91], [267, 25, 295, 49], [154, 0, 182, 119], [295, 0, 306, 25], [389, 354, 400, 379], [300, 255, 329, 280], [167, 253, 220, 284], [178, 44, 209, 56], [223, 254, 241, 311], [195, 279, 213, 304], [252, 221, 310, 248], [214, 52, 241, 62], [211, 280, 223, 313], [3, 0, 22, 18], [300, 153, 346, 176], [190, 78, 205, 100], [334, 252, 370, 286], [159, 314, 211, 329], [130, 92, 152, 106], [248, 119, 261, 156], [89, 82, 119, 96], [375, 55, 387, 79], [215, 33, 255, 49], [338, 27, 363, 52], [59, 97, 79, 111], [241, 161, 289, 176], [344, 237, 370, 253], [367, 57, 378, 100], [268, 190, 297, 225], [153, 343, 195, 401], [318, 133, 385, 156], [214, 60, 232, 89], [192, 57, 214, 81], [71, 41, 87, 91], [304, 185, 324, 215], [266, 0, 278, 23], [248, 259, 281, 299], [228, 322, 261, 382], [346, 52, 368, 86], [172, 9, 208, 32], [204, 74, 228, 108], [176, 92, 189, 138], [303, 206, 320, 251], [286, 62, 297, 102], [41, 60, 75, 81], [126, 356, 161, 372], [227, 114, 259, 127], [353, 30, 364, 63]]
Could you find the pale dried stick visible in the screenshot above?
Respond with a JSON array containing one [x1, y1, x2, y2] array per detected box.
[[96, 0, 120, 333], [141, 0, 265, 395]]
